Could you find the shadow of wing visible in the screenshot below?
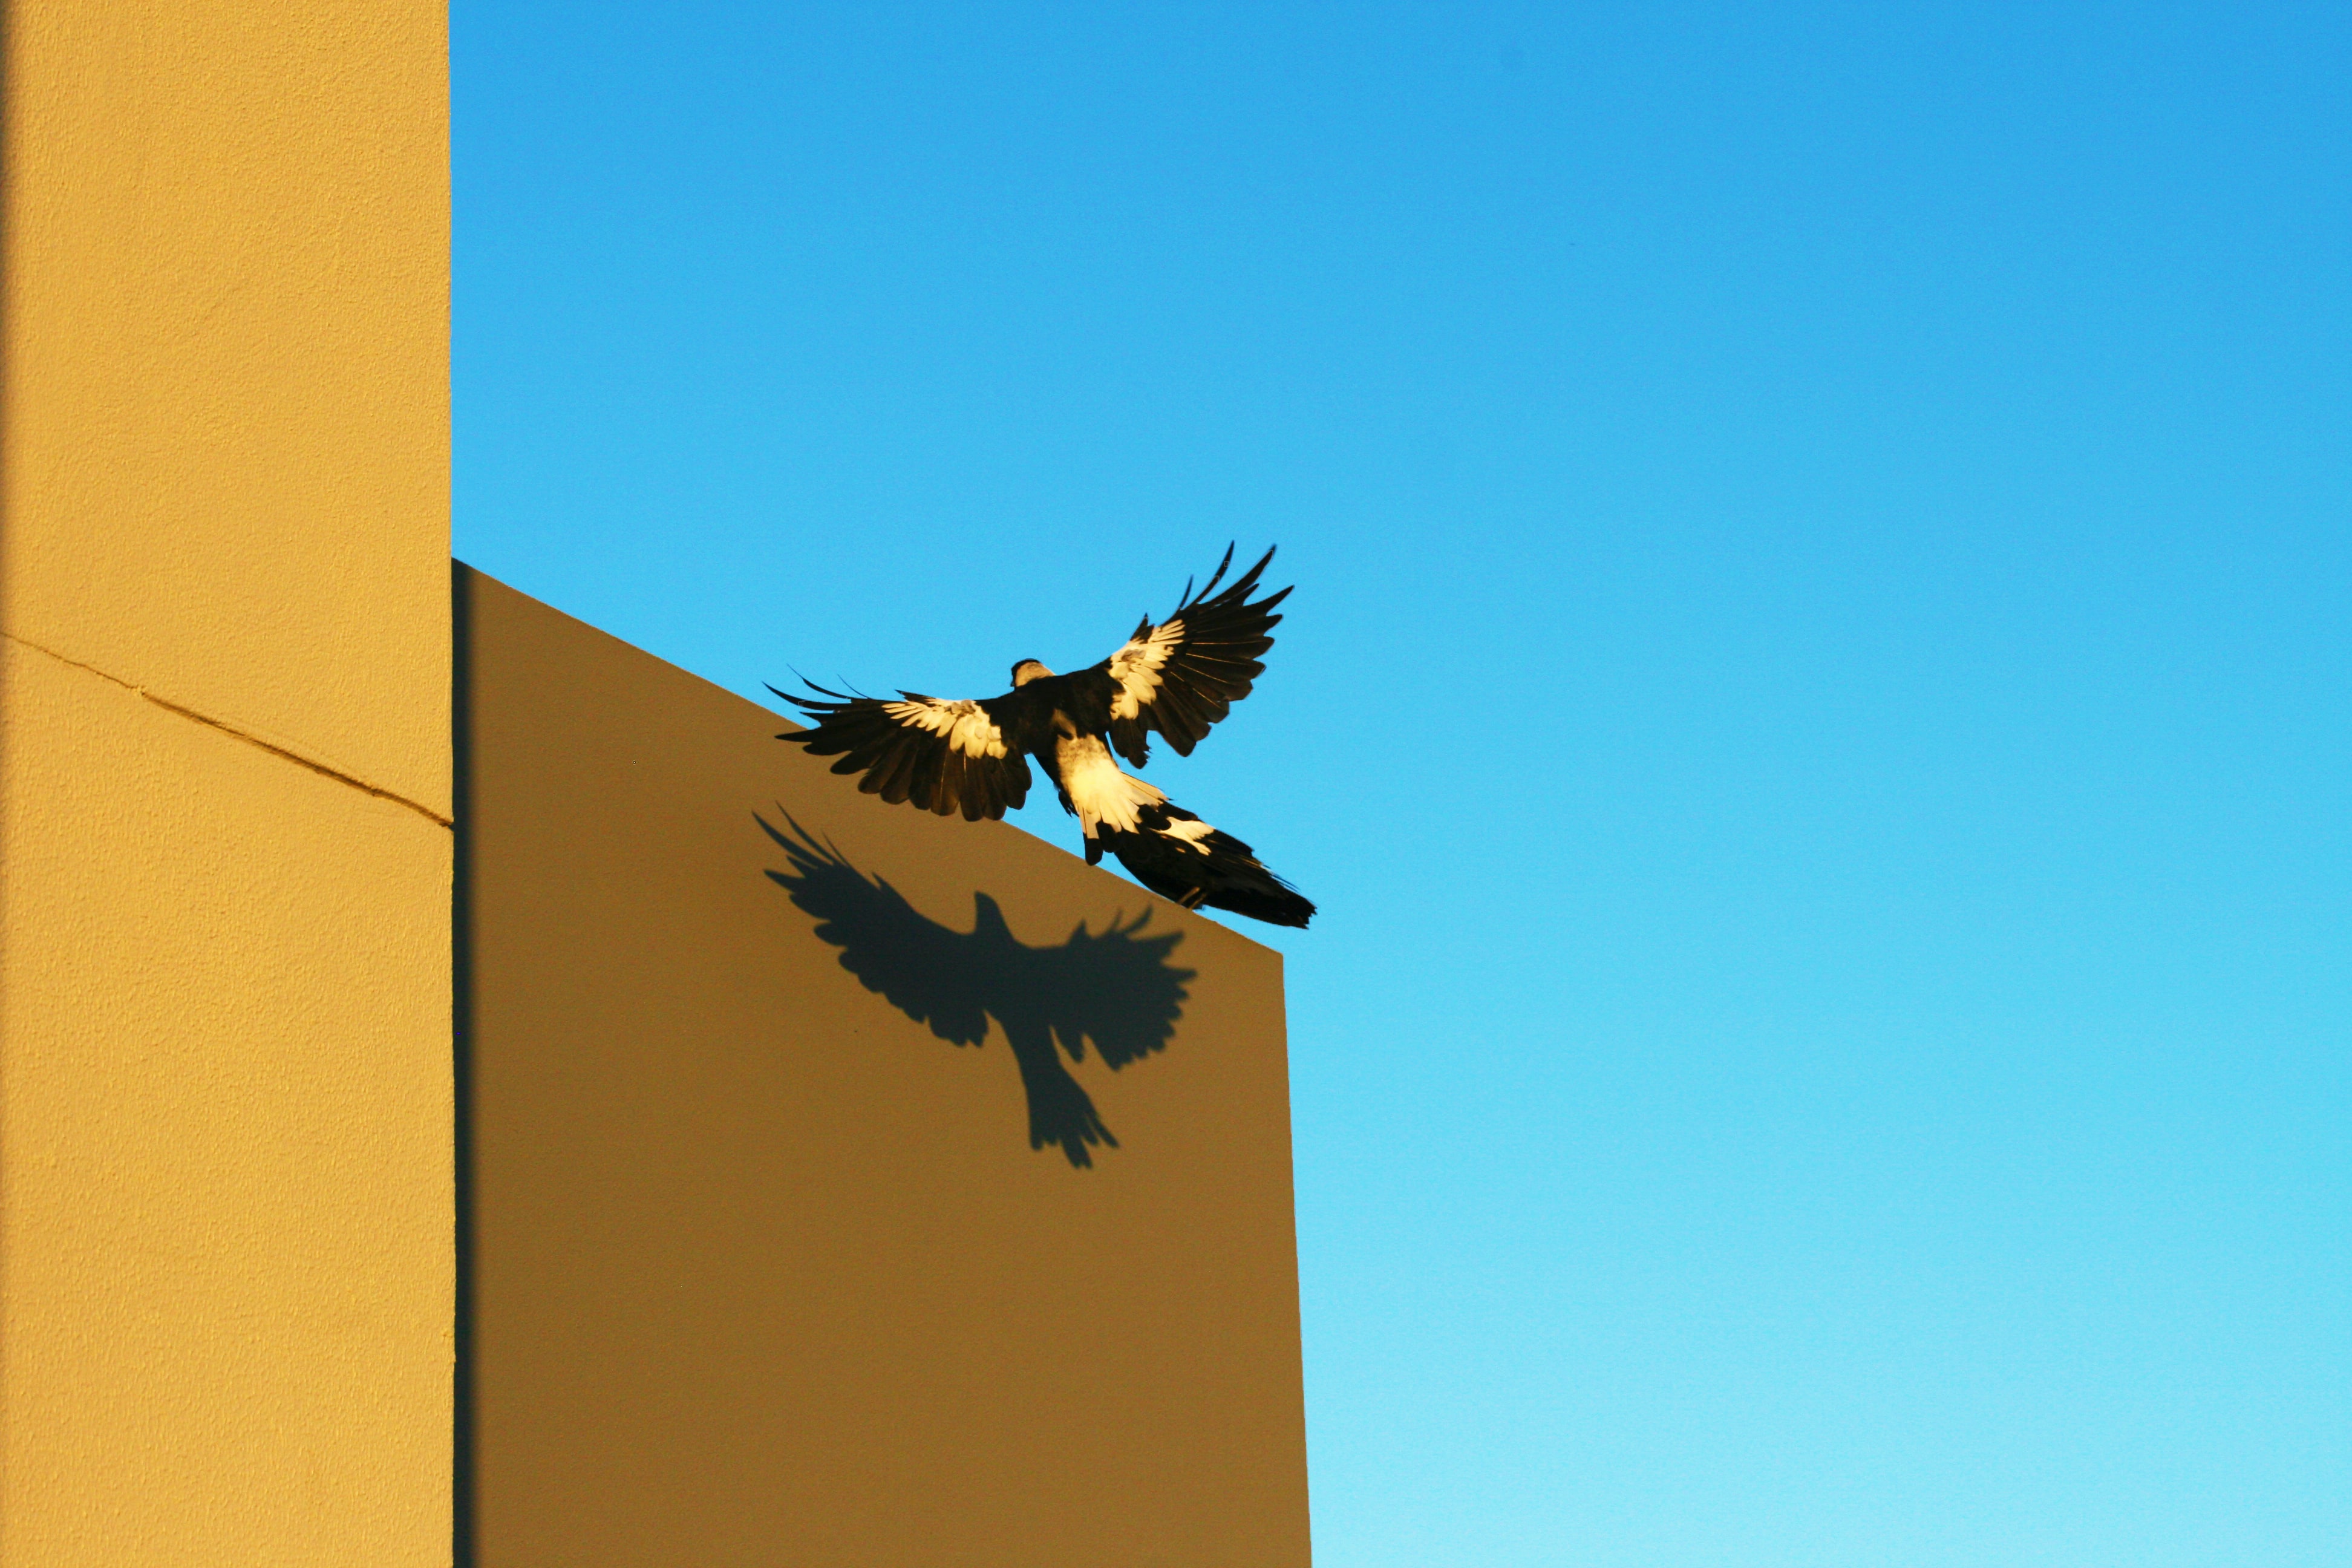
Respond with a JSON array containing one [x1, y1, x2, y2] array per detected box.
[[1040, 911, 1195, 1071], [757, 811, 990, 1047]]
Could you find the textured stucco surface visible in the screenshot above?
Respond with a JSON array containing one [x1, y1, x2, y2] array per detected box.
[[462, 568, 1313, 1567], [0, 645, 453, 1562], [1, 0, 451, 813], [0, 1, 452, 1560]]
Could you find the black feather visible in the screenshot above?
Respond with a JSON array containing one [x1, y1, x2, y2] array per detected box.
[[1098, 807, 1315, 929]]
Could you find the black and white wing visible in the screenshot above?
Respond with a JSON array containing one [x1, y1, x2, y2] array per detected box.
[[1094, 544, 1292, 766], [1105, 805, 1316, 929], [774, 682, 1034, 821]]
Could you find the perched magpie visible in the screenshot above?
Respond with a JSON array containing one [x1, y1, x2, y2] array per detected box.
[[774, 545, 1315, 928]]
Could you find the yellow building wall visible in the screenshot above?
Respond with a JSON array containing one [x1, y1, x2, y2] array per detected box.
[[460, 569, 1314, 1566], [1, 1, 451, 1561]]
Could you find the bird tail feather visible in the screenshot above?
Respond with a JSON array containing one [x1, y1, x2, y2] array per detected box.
[[1099, 802, 1315, 929]]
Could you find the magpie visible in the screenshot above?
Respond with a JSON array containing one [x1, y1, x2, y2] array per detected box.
[[773, 545, 1315, 928]]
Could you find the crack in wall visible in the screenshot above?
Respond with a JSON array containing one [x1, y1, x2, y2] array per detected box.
[[4, 630, 454, 829]]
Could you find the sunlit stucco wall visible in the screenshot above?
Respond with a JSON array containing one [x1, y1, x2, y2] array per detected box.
[[0, 2, 452, 1560]]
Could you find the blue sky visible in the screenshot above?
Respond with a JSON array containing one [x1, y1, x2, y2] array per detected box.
[[456, 4, 2348, 1561]]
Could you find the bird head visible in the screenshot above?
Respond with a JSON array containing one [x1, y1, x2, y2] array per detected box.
[[1010, 659, 1054, 687]]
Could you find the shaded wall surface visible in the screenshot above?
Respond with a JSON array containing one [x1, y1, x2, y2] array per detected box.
[[0, 1, 452, 1561], [460, 567, 1312, 1566]]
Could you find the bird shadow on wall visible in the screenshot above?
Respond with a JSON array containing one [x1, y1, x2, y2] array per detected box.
[[756, 812, 1196, 1168]]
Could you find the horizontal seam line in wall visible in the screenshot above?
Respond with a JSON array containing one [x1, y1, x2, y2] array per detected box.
[[4, 630, 454, 829]]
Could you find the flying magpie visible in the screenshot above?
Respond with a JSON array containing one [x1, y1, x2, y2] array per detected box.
[[773, 545, 1315, 928]]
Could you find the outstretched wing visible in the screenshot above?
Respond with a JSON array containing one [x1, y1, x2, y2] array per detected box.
[[1094, 544, 1291, 766], [774, 682, 1034, 821]]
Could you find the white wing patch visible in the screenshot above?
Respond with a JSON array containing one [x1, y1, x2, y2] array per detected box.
[[1159, 816, 1217, 852], [1056, 734, 1168, 838], [881, 697, 1008, 759], [1105, 618, 1186, 721]]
